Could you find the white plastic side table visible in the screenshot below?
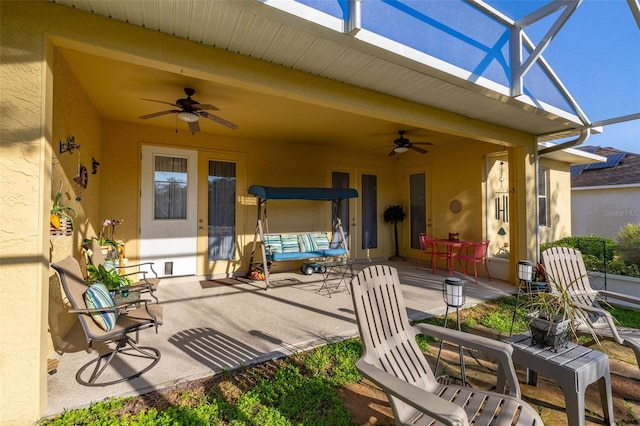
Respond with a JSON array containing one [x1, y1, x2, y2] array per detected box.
[[503, 333, 615, 426]]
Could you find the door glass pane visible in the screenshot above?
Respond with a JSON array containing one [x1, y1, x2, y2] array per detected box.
[[410, 173, 426, 249], [332, 172, 350, 248], [361, 174, 378, 249], [208, 161, 236, 261], [154, 156, 187, 220]]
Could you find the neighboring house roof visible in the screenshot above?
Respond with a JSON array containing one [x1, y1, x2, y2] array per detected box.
[[571, 146, 640, 186]]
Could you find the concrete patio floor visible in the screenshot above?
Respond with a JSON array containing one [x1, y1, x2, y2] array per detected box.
[[45, 259, 514, 418]]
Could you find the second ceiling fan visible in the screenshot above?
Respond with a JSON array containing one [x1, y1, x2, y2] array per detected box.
[[139, 87, 238, 134], [389, 130, 433, 155]]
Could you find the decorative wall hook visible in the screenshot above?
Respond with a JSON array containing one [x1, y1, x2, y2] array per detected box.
[[92, 157, 100, 174], [59, 136, 80, 155]]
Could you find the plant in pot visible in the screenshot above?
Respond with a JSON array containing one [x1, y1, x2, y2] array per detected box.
[[50, 192, 77, 235], [87, 263, 133, 292], [383, 204, 406, 261], [83, 218, 123, 259], [524, 272, 600, 351]]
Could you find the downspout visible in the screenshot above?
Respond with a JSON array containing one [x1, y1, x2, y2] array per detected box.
[[538, 128, 590, 155]]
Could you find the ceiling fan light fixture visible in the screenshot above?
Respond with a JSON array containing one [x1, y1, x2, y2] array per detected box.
[[394, 146, 409, 153], [177, 111, 199, 123]]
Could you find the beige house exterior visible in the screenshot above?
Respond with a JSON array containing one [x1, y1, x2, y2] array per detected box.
[[0, 1, 605, 423]]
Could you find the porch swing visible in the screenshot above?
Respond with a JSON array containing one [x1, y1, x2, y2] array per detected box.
[[247, 185, 358, 291]]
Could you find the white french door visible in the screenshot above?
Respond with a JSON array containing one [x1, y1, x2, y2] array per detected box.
[[140, 145, 198, 277]]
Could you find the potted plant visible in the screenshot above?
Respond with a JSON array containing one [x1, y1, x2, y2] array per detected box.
[[383, 205, 406, 261], [523, 271, 600, 350], [83, 219, 123, 259], [50, 192, 77, 236], [87, 263, 132, 292]]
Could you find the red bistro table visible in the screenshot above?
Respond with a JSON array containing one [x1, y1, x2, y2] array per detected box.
[[431, 239, 467, 276]]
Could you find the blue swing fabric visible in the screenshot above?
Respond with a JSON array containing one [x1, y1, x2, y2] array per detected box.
[[248, 185, 358, 201]]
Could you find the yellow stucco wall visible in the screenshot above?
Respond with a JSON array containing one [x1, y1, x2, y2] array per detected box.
[[1, 1, 546, 424], [539, 158, 572, 244]]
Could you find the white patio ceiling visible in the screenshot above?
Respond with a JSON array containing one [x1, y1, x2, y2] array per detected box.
[[49, 0, 600, 159]]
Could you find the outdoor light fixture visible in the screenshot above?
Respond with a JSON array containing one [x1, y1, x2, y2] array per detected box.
[[177, 111, 199, 123], [510, 260, 535, 337], [436, 277, 467, 385], [443, 277, 466, 308], [517, 260, 534, 282], [394, 146, 409, 154]]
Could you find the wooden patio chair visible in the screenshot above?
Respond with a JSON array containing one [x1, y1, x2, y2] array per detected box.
[[85, 239, 159, 302], [542, 246, 640, 369], [51, 256, 163, 386], [350, 265, 543, 425]]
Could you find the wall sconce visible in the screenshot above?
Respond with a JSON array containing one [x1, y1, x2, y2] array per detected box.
[[92, 157, 100, 174], [59, 136, 80, 155]]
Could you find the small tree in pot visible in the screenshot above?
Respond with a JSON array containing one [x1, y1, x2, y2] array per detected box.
[[384, 205, 406, 261]]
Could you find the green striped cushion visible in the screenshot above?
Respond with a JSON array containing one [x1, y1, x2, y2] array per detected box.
[[313, 233, 331, 250], [264, 234, 282, 254], [298, 234, 317, 252], [281, 234, 301, 253], [84, 282, 118, 331]]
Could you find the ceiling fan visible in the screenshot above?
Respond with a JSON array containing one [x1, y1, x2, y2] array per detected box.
[[388, 130, 433, 155], [139, 88, 238, 134]]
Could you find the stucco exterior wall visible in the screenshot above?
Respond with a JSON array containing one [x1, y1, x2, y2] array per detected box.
[[539, 158, 572, 244], [572, 186, 640, 239], [1, 2, 51, 423]]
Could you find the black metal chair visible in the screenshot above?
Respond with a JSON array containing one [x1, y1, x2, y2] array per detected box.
[[51, 256, 162, 386]]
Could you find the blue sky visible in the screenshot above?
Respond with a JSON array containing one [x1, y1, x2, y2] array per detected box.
[[488, 0, 640, 153]]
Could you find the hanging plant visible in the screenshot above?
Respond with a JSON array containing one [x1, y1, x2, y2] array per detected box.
[[50, 192, 77, 236]]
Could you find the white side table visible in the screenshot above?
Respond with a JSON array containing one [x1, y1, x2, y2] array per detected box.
[[504, 333, 615, 426]]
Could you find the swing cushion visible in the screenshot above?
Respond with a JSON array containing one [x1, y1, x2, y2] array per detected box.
[[313, 233, 331, 250], [264, 233, 346, 261], [281, 234, 300, 253], [264, 234, 283, 254]]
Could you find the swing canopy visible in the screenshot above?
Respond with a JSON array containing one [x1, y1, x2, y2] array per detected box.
[[248, 185, 358, 201]]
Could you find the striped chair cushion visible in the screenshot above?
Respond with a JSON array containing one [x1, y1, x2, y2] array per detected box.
[[298, 233, 317, 252], [313, 233, 331, 250], [281, 234, 301, 253], [84, 282, 118, 331], [264, 234, 283, 254]]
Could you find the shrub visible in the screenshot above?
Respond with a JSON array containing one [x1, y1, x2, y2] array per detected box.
[[541, 235, 614, 261], [616, 224, 640, 266]]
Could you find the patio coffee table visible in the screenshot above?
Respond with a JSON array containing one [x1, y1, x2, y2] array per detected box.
[[503, 333, 615, 426]]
